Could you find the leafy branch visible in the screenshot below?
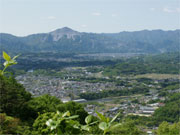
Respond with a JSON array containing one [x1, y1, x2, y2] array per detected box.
[[0, 51, 19, 75], [96, 111, 121, 135]]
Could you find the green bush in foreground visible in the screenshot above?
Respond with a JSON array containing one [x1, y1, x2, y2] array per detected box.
[[27, 94, 63, 119], [0, 75, 32, 120], [155, 121, 180, 135], [0, 113, 30, 135]]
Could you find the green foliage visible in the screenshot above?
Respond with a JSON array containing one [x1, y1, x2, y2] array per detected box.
[[153, 101, 180, 124], [0, 75, 32, 120], [85, 115, 93, 125], [33, 111, 80, 134], [80, 86, 149, 100], [147, 99, 161, 104], [0, 51, 19, 75], [16, 55, 115, 71], [33, 112, 56, 134], [57, 101, 88, 124], [0, 113, 30, 134], [103, 52, 179, 76], [46, 111, 80, 134], [166, 92, 180, 103], [126, 115, 154, 127], [81, 115, 98, 132], [39, 111, 123, 135], [111, 120, 144, 135], [156, 121, 180, 135], [96, 111, 121, 135], [27, 94, 63, 119], [153, 93, 180, 124]]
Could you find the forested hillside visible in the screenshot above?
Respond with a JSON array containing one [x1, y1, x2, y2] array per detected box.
[[0, 27, 179, 54], [103, 52, 180, 76]]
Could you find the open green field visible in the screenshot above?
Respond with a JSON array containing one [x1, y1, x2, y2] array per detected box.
[[135, 73, 180, 80]]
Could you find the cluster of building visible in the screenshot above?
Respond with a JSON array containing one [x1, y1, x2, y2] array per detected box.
[[85, 100, 165, 118], [15, 74, 114, 99]]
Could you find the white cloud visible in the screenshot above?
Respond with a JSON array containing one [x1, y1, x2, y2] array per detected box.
[[81, 24, 87, 28], [163, 7, 175, 13], [92, 12, 101, 16], [162, 7, 180, 13], [111, 14, 118, 17], [47, 16, 56, 20]]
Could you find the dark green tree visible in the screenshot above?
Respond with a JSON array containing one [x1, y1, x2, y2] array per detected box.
[[27, 94, 63, 119], [57, 101, 88, 124], [0, 75, 32, 120]]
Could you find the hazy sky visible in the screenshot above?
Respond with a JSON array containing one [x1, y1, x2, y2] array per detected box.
[[0, 0, 179, 36]]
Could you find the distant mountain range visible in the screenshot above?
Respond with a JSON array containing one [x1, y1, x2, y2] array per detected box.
[[0, 27, 179, 54]]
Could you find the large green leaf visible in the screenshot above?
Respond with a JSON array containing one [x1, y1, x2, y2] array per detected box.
[[65, 115, 79, 120], [3, 60, 17, 67], [62, 111, 70, 117], [3, 51, 11, 61], [96, 111, 107, 122], [99, 122, 109, 131], [73, 123, 80, 129], [81, 125, 90, 131], [3, 61, 8, 67], [85, 115, 92, 124], [89, 121, 98, 125], [46, 119, 58, 131], [110, 112, 120, 123], [12, 54, 20, 60], [46, 119, 53, 126]]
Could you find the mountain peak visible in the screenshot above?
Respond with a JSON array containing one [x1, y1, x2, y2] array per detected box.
[[61, 27, 74, 31], [49, 27, 80, 41], [50, 27, 78, 33]]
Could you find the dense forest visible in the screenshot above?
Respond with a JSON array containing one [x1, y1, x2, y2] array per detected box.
[[103, 52, 179, 76]]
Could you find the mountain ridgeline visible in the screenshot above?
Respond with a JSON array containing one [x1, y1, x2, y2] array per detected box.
[[0, 27, 179, 53]]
